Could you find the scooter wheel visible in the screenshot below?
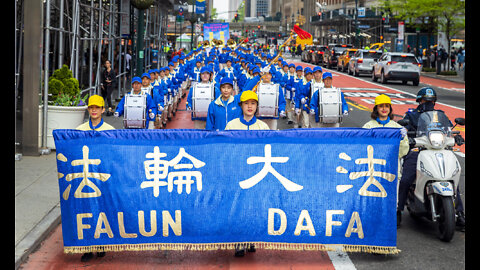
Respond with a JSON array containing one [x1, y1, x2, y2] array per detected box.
[[436, 195, 456, 242]]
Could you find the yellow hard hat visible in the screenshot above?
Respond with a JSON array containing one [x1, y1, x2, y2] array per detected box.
[[240, 90, 258, 103], [375, 94, 391, 106], [88, 95, 105, 107]]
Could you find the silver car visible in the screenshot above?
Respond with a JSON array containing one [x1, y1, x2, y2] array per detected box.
[[348, 50, 383, 77], [372, 52, 422, 86]]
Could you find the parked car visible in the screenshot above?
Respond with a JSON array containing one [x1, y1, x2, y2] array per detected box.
[[337, 49, 358, 72], [311, 45, 328, 65], [323, 44, 353, 69], [348, 50, 383, 77], [301, 45, 314, 62], [372, 52, 422, 85]]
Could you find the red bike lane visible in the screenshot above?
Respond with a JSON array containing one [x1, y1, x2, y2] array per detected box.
[[291, 61, 465, 154]]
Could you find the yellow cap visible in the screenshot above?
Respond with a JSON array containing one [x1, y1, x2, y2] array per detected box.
[[88, 95, 105, 107], [240, 90, 258, 103], [375, 94, 391, 106]]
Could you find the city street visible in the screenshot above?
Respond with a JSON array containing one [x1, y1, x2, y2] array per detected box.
[[288, 58, 466, 270], [19, 56, 465, 270]]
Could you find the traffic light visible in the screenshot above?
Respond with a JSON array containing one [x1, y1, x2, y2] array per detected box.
[[317, 12, 322, 16], [234, 13, 238, 22], [257, 25, 261, 30]]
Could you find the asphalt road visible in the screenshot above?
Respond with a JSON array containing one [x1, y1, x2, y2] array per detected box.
[[287, 56, 465, 270]]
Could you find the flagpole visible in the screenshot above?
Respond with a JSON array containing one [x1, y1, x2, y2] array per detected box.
[[252, 31, 295, 92]]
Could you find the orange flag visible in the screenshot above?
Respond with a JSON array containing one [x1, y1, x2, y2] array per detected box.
[[293, 25, 313, 46]]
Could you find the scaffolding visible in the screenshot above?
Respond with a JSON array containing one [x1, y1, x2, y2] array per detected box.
[[15, 0, 173, 157]]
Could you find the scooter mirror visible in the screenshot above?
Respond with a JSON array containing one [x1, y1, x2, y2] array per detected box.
[[398, 119, 409, 127], [454, 118, 465, 126]]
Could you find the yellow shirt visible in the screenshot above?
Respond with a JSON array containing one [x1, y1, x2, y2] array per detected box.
[[76, 120, 115, 131], [224, 117, 270, 130]]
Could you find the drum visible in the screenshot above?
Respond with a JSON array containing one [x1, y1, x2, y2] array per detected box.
[[192, 82, 214, 118], [257, 83, 279, 117], [318, 87, 343, 124], [123, 94, 147, 129]]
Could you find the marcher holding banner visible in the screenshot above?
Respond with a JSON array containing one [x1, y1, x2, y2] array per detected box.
[[362, 94, 410, 206], [76, 95, 115, 131], [75, 94, 112, 261], [225, 90, 270, 130]]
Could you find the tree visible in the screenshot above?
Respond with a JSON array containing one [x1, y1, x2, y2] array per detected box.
[[238, 1, 245, 22], [378, 0, 465, 63], [210, 7, 218, 21]]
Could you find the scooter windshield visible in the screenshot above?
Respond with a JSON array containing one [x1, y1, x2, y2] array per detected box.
[[416, 111, 453, 137]]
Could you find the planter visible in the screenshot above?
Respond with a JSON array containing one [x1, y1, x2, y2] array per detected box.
[[39, 105, 87, 149]]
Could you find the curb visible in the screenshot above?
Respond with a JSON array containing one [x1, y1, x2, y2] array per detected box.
[[15, 204, 61, 270], [421, 72, 465, 85]]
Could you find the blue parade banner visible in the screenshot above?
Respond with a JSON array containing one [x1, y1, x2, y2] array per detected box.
[[195, 0, 205, 14], [53, 128, 402, 254]]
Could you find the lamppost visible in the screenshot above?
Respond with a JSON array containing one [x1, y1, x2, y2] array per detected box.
[[131, 0, 155, 76], [354, 0, 359, 48]]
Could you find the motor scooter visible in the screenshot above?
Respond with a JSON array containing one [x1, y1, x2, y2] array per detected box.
[[399, 111, 465, 242]]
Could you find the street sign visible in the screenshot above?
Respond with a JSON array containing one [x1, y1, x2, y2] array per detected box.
[[358, 7, 365, 18]]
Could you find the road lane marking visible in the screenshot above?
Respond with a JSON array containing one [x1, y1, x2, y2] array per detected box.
[[327, 249, 357, 270]]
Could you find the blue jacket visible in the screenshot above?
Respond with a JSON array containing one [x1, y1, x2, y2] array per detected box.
[[218, 66, 236, 80], [309, 87, 349, 123], [285, 74, 303, 100], [189, 66, 203, 82], [115, 91, 157, 128], [205, 95, 242, 131]]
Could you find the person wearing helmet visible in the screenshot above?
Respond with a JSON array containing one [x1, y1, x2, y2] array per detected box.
[[224, 90, 270, 130], [362, 94, 410, 199], [205, 77, 242, 131], [397, 87, 465, 231], [76, 95, 115, 131]]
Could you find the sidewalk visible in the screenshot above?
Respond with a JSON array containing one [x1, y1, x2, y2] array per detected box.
[[421, 69, 465, 85], [15, 88, 192, 269]]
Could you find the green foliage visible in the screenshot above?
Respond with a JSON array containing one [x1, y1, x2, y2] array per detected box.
[[48, 65, 83, 106], [52, 92, 88, 107]]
